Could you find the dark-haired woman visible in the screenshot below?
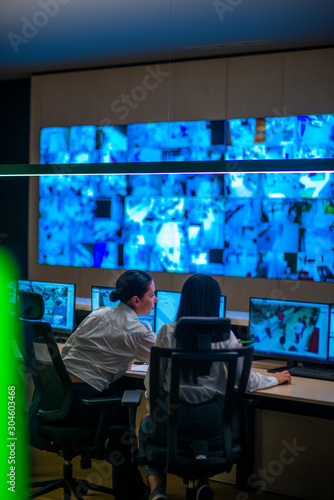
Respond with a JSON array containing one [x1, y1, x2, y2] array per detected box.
[[61, 270, 158, 500], [140, 274, 291, 500]]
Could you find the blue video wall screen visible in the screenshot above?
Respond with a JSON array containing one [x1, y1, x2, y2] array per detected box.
[[225, 115, 334, 160], [38, 171, 334, 281], [40, 115, 334, 164]]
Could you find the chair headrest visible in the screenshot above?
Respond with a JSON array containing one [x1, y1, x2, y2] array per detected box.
[[18, 291, 45, 320], [174, 317, 231, 351]]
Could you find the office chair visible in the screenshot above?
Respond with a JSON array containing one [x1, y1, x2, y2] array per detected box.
[[18, 291, 142, 499], [140, 317, 253, 500]]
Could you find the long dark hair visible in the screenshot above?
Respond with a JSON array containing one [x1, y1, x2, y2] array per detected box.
[[110, 270, 153, 304], [176, 274, 220, 321], [175, 274, 221, 382]]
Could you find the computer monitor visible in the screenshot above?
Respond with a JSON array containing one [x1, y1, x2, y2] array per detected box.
[[249, 297, 330, 368], [8, 279, 18, 317], [155, 290, 226, 334], [91, 285, 116, 310], [91, 285, 155, 331], [327, 304, 334, 364], [17, 280, 76, 337]]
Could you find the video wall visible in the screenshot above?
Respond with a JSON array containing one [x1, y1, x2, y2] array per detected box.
[[38, 171, 334, 281], [40, 114, 334, 164], [40, 121, 225, 164]]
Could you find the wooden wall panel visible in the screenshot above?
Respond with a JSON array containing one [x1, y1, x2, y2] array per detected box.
[[283, 48, 334, 115], [168, 58, 228, 121], [226, 53, 284, 119]]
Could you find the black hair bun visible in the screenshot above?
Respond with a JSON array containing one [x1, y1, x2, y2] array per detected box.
[[109, 290, 120, 302]]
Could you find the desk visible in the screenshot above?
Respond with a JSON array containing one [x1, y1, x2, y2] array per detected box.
[[236, 360, 334, 500], [127, 360, 334, 500], [250, 360, 334, 417], [57, 337, 333, 499]]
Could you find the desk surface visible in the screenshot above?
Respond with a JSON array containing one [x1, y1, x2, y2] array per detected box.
[[58, 338, 334, 408], [127, 359, 334, 407], [252, 360, 334, 407]]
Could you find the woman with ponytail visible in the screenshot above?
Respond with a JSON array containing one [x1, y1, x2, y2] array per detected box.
[[61, 270, 157, 500]]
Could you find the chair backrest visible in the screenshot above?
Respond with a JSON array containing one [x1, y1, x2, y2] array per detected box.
[[18, 290, 44, 320], [174, 316, 231, 350], [174, 316, 231, 381], [18, 291, 73, 448], [148, 317, 253, 477]]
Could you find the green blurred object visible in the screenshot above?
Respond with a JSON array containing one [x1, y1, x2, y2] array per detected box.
[[0, 249, 30, 499]]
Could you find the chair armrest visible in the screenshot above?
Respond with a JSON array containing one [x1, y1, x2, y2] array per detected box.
[[82, 390, 142, 407], [121, 389, 142, 407], [82, 397, 122, 406], [81, 390, 142, 459]]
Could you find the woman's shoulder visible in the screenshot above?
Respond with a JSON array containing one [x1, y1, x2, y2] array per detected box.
[[158, 321, 177, 334], [157, 321, 177, 346], [92, 306, 116, 320]]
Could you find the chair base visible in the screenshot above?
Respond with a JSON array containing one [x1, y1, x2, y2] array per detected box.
[[30, 460, 115, 499], [31, 478, 115, 499], [185, 483, 196, 500]]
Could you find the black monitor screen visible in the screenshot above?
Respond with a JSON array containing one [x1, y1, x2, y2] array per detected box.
[[91, 285, 155, 331], [17, 280, 76, 335], [249, 297, 330, 364], [155, 290, 226, 334]]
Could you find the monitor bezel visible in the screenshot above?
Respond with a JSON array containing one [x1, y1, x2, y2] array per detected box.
[[91, 284, 156, 330], [155, 289, 227, 333], [91, 285, 116, 311], [249, 295, 331, 367], [327, 304, 334, 366], [17, 279, 76, 335]]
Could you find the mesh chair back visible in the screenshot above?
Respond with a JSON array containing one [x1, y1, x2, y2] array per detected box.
[[18, 292, 73, 448], [146, 317, 253, 478], [18, 291, 44, 320]]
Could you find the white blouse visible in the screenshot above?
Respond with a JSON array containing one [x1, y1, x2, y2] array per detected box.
[[62, 302, 156, 391], [144, 321, 277, 409]]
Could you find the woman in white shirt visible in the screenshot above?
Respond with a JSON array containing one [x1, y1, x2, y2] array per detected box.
[[140, 274, 291, 500], [61, 269, 157, 500]]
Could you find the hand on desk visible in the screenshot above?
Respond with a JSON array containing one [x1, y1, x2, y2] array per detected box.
[[272, 370, 292, 385]]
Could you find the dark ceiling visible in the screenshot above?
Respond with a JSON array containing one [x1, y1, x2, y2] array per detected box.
[[1, 0, 334, 81]]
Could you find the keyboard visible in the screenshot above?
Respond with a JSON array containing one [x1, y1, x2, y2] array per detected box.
[[288, 366, 334, 381]]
